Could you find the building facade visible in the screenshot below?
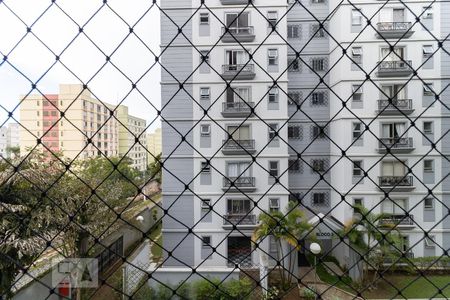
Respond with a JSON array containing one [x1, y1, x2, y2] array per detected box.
[[158, 0, 448, 281], [20, 84, 119, 159], [146, 128, 162, 165], [0, 123, 19, 158], [117, 105, 148, 171]]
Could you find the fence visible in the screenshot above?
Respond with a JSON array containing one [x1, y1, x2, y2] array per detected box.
[[1, 0, 449, 299]]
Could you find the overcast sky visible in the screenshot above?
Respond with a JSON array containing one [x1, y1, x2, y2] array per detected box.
[[0, 0, 161, 131]]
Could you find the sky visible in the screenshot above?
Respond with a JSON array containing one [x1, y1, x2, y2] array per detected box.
[[0, 0, 161, 132]]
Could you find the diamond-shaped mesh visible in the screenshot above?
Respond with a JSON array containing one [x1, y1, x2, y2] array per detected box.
[[1, 0, 449, 299]]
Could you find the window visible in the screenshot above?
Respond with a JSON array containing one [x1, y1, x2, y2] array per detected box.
[[201, 161, 210, 173], [351, 9, 362, 25], [200, 13, 209, 25], [269, 161, 279, 177], [352, 85, 363, 102], [269, 198, 280, 212], [422, 6, 433, 19], [288, 56, 300, 72], [312, 193, 326, 206], [351, 47, 362, 64], [423, 45, 434, 56], [202, 236, 211, 248], [268, 123, 278, 140], [288, 159, 302, 173], [287, 24, 300, 38], [352, 122, 363, 140], [353, 198, 363, 211], [288, 125, 301, 139], [201, 199, 211, 209], [311, 0, 325, 3], [267, 11, 278, 28], [423, 121, 433, 134], [312, 125, 326, 139], [312, 159, 326, 172], [311, 58, 325, 71], [423, 83, 433, 95], [200, 124, 211, 136], [424, 198, 434, 209], [311, 92, 326, 106], [200, 87, 210, 100], [288, 90, 301, 105], [268, 87, 279, 103], [425, 236, 435, 248], [353, 161, 363, 177], [311, 24, 325, 38], [424, 160, 434, 173], [268, 49, 279, 66]]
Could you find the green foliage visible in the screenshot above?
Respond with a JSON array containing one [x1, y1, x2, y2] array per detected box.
[[221, 278, 252, 299], [155, 284, 173, 300], [133, 284, 155, 300], [193, 277, 225, 300], [147, 153, 162, 183], [176, 282, 191, 299], [302, 287, 317, 299], [262, 287, 280, 300]]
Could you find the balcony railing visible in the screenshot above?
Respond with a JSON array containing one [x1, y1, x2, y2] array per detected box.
[[223, 214, 257, 227], [221, 26, 255, 43], [377, 99, 414, 115], [220, 0, 250, 4], [222, 102, 254, 117], [378, 175, 414, 190], [378, 137, 414, 153], [223, 176, 256, 191], [222, 64, 256, 80], [376, 22, 414, 39], [222, 139, 256, 154], [377, 60, 413, 77], [379, 214, 415, 227]]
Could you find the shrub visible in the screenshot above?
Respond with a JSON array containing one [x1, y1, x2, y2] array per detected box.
[[222, 278, 253, 299], [302, 287, 317, 299], [156, 283, 173, 300], [193, 277, 225, 300]]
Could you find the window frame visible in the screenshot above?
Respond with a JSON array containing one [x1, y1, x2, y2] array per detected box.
[[200, 87, 211, 100], [352, 122, 363, 140], [200, 124, 211, 136], [199, 13, 209, 25], [311, 58, 325, 72], [201, 236, 212, 248], [269, 198, 280, 211], [268, 123, 279, 140], [423, 45, 434, 56], [268, 49, 279, 66], [353, 161, 363, 177], [269, 160, 279, 177], [201, 161, 211, 173], [267, 11, 278, 28], [423, 121, 433, 134], [201, 199, 211, 209], [351, 9, 362, 26], [424, 160, 434, 173], [424, 198, 434, 210], [268, 86, 279, 103]]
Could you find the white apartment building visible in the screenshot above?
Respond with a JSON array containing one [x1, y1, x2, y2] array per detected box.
[[117, 105, 148, 171], [157, 0, 449, 283], [0, 123, 20, 158]]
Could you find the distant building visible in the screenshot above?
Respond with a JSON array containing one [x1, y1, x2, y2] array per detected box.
[[146, 128, 161, 165], [116, 105, 147, 171], [20, 84, 120, 159], [0, 123, 20, 158]]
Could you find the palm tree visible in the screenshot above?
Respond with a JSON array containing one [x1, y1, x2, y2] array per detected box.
[[342, 205, 402, 288], [252, 201, 312, 290]]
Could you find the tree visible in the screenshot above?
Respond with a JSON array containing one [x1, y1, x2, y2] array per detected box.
[[341, 205, 402, 288], [252, 201, 312, 290], [0, 153, 61, 298], [146, 153, 162, 183]]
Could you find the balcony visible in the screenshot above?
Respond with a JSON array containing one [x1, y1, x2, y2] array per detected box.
[[222, 102, 254, 118], [378, 176, 414, 191], [377, 60, 413, 77], [376, 22, 414, 39], [220, 0, 250, 4], [222, 64, 255, 80], [379, 214, 415, 228], [221, 27, 255, 43], [223, 176, 256, 192], [378, 137, 414, 153], [222, 139, 256, 155], [377, 99, 414, 115], [223, 214, 257, 229]]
